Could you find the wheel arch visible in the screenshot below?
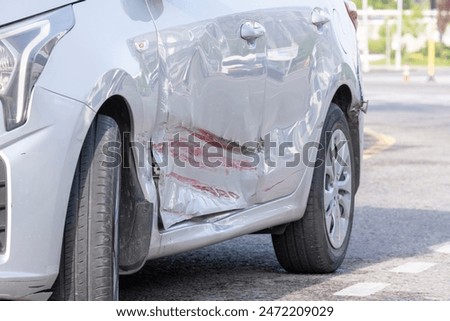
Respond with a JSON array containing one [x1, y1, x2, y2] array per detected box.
[[331, 84, 361, 191], [96, 95, 153, 273]]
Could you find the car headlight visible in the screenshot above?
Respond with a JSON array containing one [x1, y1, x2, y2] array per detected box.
[[0, 6, 74, 131]]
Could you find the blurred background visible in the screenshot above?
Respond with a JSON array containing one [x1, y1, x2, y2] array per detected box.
[[357, 0, 449, 74]]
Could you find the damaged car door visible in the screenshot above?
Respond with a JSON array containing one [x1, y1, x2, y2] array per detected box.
[[147, 0, 268, 228], [252, 1, 326, 203], [147, 0, 336, 229]]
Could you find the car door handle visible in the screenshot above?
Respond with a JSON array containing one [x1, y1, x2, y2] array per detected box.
[[311, 8, 330, 28], [240, 21, 266, 42]]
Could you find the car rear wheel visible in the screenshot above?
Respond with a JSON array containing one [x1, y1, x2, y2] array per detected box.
[[51, 114, 121, 300], [272, 103, 355, 273]]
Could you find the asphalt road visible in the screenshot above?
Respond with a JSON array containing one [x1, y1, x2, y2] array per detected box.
[[120, 69, 450, 301]]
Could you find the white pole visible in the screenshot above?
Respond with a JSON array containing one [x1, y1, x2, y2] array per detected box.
[[362, 0, 370, 72], [395, 0, 403, 70]]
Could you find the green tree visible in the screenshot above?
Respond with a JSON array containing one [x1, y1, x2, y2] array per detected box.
[[403, 5, 426, 37], [354, 0, 413, 9]]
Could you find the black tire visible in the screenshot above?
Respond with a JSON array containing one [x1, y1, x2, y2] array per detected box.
[[272, 103, 355, 273], [51, 115, 121, 300]]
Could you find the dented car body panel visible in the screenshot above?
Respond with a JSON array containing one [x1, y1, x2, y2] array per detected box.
[[146, 0, 362, 228], [0, 0, 364, 299]]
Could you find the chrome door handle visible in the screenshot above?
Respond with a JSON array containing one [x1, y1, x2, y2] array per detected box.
[[311, 8, 330, 28], [241, 21, 266, 44]]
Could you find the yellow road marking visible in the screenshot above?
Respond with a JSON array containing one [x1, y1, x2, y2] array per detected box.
[[364, 128, 396, 160]]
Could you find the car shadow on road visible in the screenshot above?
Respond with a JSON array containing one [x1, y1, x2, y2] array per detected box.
[[119, 206, 450, 301]]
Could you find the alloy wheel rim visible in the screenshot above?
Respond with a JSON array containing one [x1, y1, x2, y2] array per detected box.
[[324, 129, 352, 249]]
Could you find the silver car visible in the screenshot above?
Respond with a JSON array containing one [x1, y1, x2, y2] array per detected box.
[[0, 0, 366, 300]]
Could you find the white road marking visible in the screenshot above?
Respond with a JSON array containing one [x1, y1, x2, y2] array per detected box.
[[390, 262, 437, 274], [364, 128, 396, 160], [334, 283, 389, 297], [436, 245, 450, 254]]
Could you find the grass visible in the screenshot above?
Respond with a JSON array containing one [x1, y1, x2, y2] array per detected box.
[[370, 42, 450, 67], [371, 54, 450, 67]]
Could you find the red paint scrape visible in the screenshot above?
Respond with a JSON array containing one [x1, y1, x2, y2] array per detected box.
[[168, 172, 240, 200]]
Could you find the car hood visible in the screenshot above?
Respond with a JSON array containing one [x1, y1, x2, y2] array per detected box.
[[0, 0, 80, 27]]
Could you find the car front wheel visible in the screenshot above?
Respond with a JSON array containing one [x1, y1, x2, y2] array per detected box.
[[51, 114, 121, 300]]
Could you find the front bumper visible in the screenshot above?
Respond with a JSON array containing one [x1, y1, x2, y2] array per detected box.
[[0, 87, 95, 300]]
